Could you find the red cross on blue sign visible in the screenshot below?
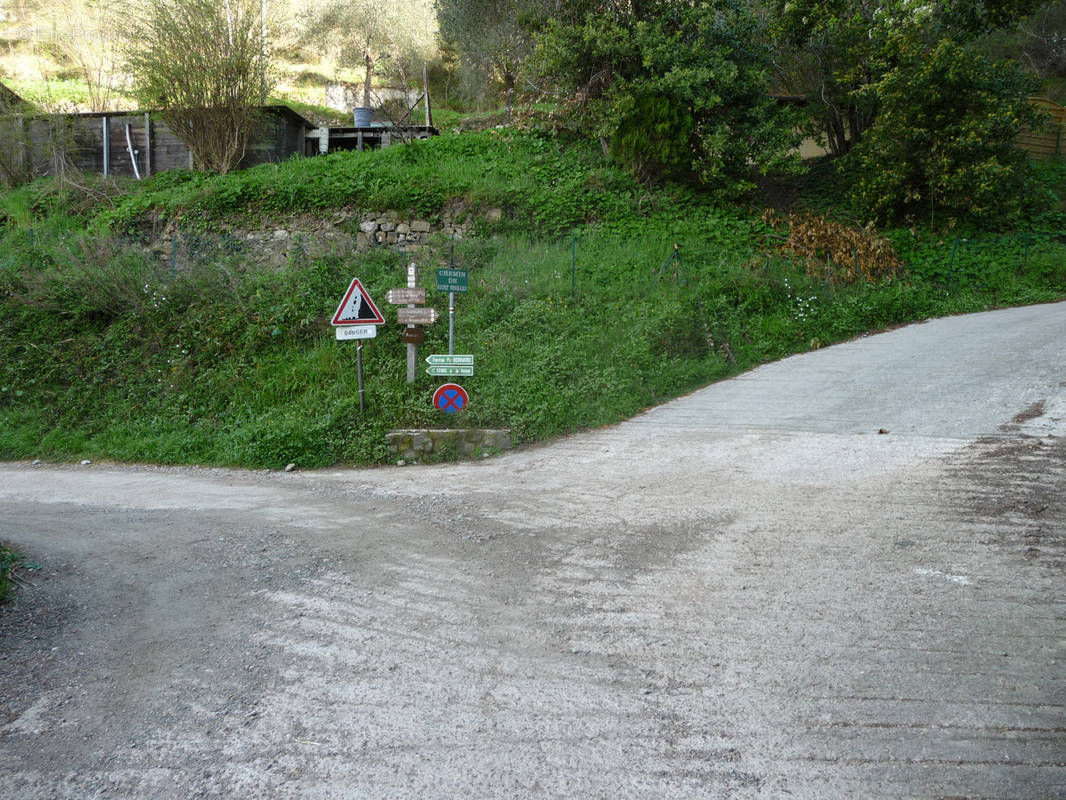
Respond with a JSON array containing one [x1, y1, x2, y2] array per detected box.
[[433, 383, 469, 413]]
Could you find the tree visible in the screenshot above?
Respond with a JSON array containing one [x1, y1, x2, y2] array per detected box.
[[436, 0, 549, 121], [52, 0, 122, 112], [849, 39, 1042, 226], [983, 1, 1066, 92], [531, 0, 800, 193], [768, 0, 1047, 154], [301, 0, 437, 108], [123, 0, 272, 173]]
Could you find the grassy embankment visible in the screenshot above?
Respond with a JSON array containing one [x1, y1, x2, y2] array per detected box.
[[1, 129, 1064, 469]]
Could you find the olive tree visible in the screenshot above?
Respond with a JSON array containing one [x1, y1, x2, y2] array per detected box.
[[301, 0, 437, 108]]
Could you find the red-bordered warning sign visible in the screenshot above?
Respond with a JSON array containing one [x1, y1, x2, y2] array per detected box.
[[331, 278, 385, 326]]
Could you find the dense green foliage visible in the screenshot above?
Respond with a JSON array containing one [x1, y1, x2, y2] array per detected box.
[[531, 0, 800, 192], [770, 0, 1049, 225], [0, 131, 1064, 469], [849, 39, 1042, 226], [770, 0, 1045, 153]]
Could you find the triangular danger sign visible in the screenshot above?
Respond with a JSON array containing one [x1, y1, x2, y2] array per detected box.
[[331, 278, 385, 326]]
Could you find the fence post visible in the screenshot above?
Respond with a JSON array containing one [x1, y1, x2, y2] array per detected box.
[[144, 113, 152, 177], [947, 236, 959, 286], [571, 237, 577, 295], [101, 117, 110, 178]]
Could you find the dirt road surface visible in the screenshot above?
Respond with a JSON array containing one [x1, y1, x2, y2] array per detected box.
[[1, 302, 1064, 799]]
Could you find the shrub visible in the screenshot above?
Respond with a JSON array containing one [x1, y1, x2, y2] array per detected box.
[[848, 40, 1043, 228]]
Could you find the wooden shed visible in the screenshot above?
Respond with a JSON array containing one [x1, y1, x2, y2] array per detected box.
[[0, 81, 25, 108], [1019, 98, 1065, 160], [11, 105, 316, 179]]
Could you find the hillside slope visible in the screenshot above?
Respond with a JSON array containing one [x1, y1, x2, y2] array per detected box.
[[1, 131, 1064, 468]]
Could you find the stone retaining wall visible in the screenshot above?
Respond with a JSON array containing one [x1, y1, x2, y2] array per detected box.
[[217, 205, 502, 269], [386, 429, 512, 461]]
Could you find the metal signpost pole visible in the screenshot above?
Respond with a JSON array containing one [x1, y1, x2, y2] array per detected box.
[[356, 340, 365, 413], [448, 238, 456, 355], [449, 291, 455, 356], [331, 276, 385, 414]]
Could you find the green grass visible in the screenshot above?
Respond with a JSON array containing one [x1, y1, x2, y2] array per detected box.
[[1, 130, 1064, 468], [84, 129, 642, 237], [0, 542, 26, 604]]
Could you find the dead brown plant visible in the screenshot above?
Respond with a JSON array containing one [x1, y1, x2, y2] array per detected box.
[[763, 209, 903, 285]]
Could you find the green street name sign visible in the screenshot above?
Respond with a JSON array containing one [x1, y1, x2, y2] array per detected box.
[[427, 365, 474, 377], [436, 268, 469, 293], [426, 354, 474, 366]]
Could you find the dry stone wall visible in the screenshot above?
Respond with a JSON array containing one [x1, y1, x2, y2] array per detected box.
[[386, 429, 512, 462], [227, 207, 496, 269]]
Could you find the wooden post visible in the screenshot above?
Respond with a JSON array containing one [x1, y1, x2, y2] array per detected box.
[[143, 113, 151, 176], [406, 262, 418, 384], [101, 116, 110, 177], [16, 115, 26, 177], [423, 64, 432, 128]]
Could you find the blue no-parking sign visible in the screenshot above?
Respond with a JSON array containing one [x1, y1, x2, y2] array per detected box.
[[433, 384, 469, 413]]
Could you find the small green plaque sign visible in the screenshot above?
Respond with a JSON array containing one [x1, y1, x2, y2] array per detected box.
[[436, 268, 469, 293]]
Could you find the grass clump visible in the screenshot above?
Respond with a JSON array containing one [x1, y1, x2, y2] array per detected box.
[[0, 543, 27, 604]]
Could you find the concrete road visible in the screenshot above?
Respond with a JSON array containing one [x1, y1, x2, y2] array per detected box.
[[1, 302, 1063, 799]]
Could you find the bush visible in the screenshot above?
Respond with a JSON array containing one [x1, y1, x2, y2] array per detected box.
[[848, 40, 1043, 228]]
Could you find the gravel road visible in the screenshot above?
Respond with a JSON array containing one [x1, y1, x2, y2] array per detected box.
[[1, 302, 1064, 799]]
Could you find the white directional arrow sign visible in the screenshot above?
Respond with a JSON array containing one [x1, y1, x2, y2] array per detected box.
[[427, 365, 474, 377], [426, 354, 474, 366], [397, 307, 440, 325]]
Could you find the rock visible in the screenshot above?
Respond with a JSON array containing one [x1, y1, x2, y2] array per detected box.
[[484, 207, 503, 222], [359, 220, 378, 233], [411, 220, 432, 233], [395, 223, 411, 235], [273, 229, 289, 240], [32, 459, 41, 466], [80, 460, 92, 466], [379, 222, 396, 232], [284, 463, 296, 472]]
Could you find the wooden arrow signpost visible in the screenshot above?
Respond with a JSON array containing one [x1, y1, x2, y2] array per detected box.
[[387, 263, 440, 384], [396, 307, 440, 325], [386, 288, 426, 305]]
